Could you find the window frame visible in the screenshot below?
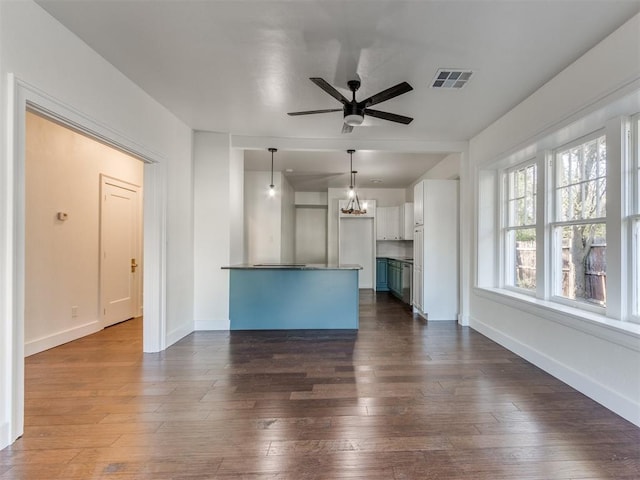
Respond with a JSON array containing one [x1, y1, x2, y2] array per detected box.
[[549, 130, 608, 313], [502, 160, 538, 294], [630, 114, 640, 323], [484, 103, 640, 328]]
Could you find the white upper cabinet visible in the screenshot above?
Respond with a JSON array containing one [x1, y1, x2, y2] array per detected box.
[[401, 202, 414, 240], [377, 203, 414, 240], [376, 206, 400, 240]]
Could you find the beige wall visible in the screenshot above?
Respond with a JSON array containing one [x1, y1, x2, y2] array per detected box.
[[25, 111, 143, 355]]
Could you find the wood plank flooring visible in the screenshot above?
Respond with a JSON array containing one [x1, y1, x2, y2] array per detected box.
[[2, 291, 639, 479]]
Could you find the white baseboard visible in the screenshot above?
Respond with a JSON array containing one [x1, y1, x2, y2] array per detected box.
[[412, 307, 458, 321], [24, 320, 102, 356], [195, 318, 230, 331], [470, 316, 640, 427], [0, 421, 11, 451], [166, 322, 194, 347]]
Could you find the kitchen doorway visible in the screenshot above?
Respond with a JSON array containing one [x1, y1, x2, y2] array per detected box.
[[295, 206, 327, 264]]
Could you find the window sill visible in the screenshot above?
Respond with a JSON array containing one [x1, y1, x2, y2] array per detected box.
[[473, 287, 640, 352]]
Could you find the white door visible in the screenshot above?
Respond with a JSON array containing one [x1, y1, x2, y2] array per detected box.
[[100, 178, 141, 327]]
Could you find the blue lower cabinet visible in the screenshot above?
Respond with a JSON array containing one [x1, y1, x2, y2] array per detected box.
[[388, 260, 402, 298], [376, 258, 389, 291], [229, 268, 359, 329]]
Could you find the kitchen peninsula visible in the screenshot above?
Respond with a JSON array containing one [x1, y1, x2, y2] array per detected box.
[[221, 264, 361, 330]]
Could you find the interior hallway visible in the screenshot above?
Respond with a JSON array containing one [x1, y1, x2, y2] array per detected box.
[[1, 292, 638, 479]]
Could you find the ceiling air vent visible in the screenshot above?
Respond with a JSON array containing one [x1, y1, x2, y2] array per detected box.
[[431, 69, 473, 89]]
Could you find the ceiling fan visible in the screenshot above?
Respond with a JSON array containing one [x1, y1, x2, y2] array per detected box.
[[288, 78, 414, 133]]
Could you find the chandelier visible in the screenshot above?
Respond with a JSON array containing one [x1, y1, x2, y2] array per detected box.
[[341, 149, 367, 215]]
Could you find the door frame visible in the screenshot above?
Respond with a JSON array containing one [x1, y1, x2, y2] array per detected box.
[[4, 75, 168, 446], [100, 175, 143, 326]]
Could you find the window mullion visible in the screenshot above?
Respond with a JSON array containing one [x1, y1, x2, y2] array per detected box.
[[536, 151, 548, 300], [603, 117, 625, 319]]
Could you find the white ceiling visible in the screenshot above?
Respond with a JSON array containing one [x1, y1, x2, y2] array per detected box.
[[37, 0, 640, 189], [244, 149, 448, 190]]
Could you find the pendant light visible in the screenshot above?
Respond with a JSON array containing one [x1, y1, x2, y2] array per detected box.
[[341, 149, 367, 215], [268, 147, 277, 197], [348, 149, 355, 198]]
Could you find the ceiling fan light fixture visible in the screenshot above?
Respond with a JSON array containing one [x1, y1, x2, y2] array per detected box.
[[344, 113, 364, 126]]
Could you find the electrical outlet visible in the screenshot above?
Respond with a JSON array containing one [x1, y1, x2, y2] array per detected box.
[[71, 306, 78, 318]]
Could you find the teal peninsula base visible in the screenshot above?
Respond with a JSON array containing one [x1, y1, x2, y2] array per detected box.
[[222, 264, 361, 330]]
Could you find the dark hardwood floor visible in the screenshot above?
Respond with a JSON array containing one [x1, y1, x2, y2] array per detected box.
[[2, 291, 639, 479]]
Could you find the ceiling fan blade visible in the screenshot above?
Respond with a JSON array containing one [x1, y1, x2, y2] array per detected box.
[[310, 77, 349, 104], [341, 123, 354, 134], [364, 108, 413, 124], [359, 82, 413, 107], [288, 108, 343, 116]]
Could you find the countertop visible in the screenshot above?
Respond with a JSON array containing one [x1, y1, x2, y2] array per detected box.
[[377, 256, 413, 264], [222, 263, 362, 270]]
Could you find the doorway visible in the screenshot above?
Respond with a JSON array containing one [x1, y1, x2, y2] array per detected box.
[[295, 206, 327, 264], [100, 176, 142, 327], [339, 217, 375, 289], [24, 111, 144, 355], [4, 78, 166, 449]]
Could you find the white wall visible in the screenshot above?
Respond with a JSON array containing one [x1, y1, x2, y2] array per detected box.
[[327, 187, 407, 264], [0, 0, 194, 448], [295, 191, 328, 206], [406, 153, 462, 201], [244, 171, 282, 264], [25, 111, 144, 355], [280, 174, 295, 264], [467, 13, 640, 425], [229, 149, 245, 265], [193, 132, 237, 331], [376, 240, 412, 258], [295, 207, 328, 263], [243, 171, 297, 264]]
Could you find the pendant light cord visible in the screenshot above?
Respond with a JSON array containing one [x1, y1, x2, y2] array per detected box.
[[268, 147, 277, 189]]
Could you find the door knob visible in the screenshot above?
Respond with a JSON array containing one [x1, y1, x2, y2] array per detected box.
[[131, 258, 138, 273]]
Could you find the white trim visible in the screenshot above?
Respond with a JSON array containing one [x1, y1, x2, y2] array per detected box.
[[231, 135, 468, 154], [194, 320, 231, 331], [476, 78, 640, 168], [167, 322, 196, 345], [99, 175, 142, 329], [631, 114, 640, 321], [5, 75, 168, 448], [474, 287, 640, 351], [24, 321, 102, 357], [142, 161, 167, 352], [632, 217, 640, 323], [470, 314, 640, 427]]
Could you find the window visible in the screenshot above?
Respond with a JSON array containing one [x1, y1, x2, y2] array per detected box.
[[504, 162, 537, 290], [552, 134, 607, 308], [490, 109, 639, 324]]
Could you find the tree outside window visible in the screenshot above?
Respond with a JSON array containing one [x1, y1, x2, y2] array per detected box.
[[505, 163, 536, 290], [554, 135, 607, 306]]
